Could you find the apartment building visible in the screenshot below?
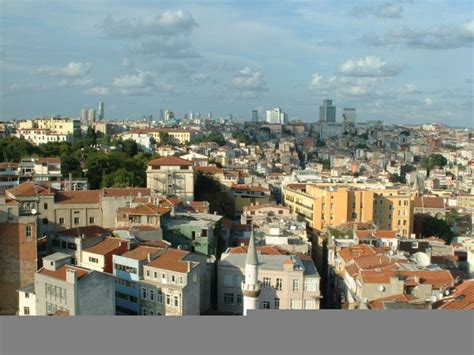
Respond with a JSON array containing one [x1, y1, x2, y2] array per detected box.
[[113, 246, 163, 315], [80, 237, 130, 273], [140, 248, 200, 316], [241, 204, 290, 225], [34, 253, 115, 315], [283, 183, 413, 237], [146, 156, 194, 203], [123, 128, 196, 145], [218, 245, 320, 314]]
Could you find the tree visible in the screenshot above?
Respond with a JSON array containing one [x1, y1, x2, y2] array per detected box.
[[231, 131, 252, 145], [194, 172, 235, 219], [159, 132, 177, 146], [389, 173, 406, 184], [420, 214, 454, 244], [61, 155, 82, 178], [1, 138, 38, 162], [121, 139, 139, 157]]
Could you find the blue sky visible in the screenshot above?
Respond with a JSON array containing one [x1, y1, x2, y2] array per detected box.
[[1, 0, 473, 126]]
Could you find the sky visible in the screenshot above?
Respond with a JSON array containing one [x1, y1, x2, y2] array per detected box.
[[0, 0, 473, 127]]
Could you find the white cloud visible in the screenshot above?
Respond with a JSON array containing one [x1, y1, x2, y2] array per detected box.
[[102, 10, 197, 39], [424, 97, 433, 106], [339, 56, 403, 77], [113, 70, 155, 90], [85, 86, 110, 96], [36, 61, 92, 78], [366, 20, 474, 49], [351, 1, 404, 19], [230, 67, 268, 97], [58, 76, 95, 88]]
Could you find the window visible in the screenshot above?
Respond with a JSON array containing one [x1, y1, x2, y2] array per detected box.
[[304, 299, 316, 310], [236, 294, 242, 305], [42, 218, 48, 225], [154, 272, 158, 279], [149, 290, 154, 301], [274, 298, 280, 309], [224, 293, 234, 305], [275, 278, 282, 290], [224, 274, 233, 287], [59, 218, 65, 225], [304, 278, 318, 292], [292, 279, 300, 292], [171, 275, 176, 283], [88, 257, 99, 264], [116, 279, 134, 288], [263, 277, 271, 289], [89, 217, 95, 224], [142, 288, 147, 299], [74, 217, 80, 225], [150, 310, 154, 316], [25, 225, 32, 238], [291, 299, 302, 309], [24, 307, 30, 315], [174, 296, 179, 308], [146, 270, 150, 277], [25, 292, 29, 299], [162, 273, 167, 282], [114, 264, 137, 274], [166, 294, 171, 305], [44, 203, 48, 210], [179, 276, 184, 284], [68, 242, 76, 250], [157, 291, 163, 304], [262, 301, 271, 309], [141, 308, 147, 316]]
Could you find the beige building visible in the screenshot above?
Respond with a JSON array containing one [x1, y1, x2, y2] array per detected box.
[[124, 128, 196, 145], [140, 249, 201, 316], [146, 156, 194, 203], [218, 246, 320, 314], [283, 183, 413, 237]]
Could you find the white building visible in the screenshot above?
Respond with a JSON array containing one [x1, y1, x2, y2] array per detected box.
[[17, 284, 36, 316], [266, 108, 288, 125]]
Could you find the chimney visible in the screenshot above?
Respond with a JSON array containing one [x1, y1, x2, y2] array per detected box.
[[187, 262, 191, 272], [66, 269, 78, 284], [147, 253, 152, 262]]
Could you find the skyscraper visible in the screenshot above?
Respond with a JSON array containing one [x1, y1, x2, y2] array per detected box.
[[342, 108, 356, 123], [266, 107, 288, 124], [98, 101, 105, 121], [252, 109, 259, 122], [87, 108, 96, 123], [80, 108, 87, 122], [319, 99, 336, 122]]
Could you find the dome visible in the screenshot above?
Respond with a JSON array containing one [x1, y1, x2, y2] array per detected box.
[[413, 252, 430, 267]]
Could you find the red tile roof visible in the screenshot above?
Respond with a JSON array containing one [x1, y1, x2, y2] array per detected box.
[[356, 230, 398, 239], [84, 237, 128, 255], [368, 294, 409, 310], [6, 181, 53, 197], [58, 225, 111, 239], [118, 204, 170, 216], [413, 196, 445, 209], [121, 246, 163, 261], [103, 188, 151, 197], [194, 166, 224, 174], [439, 280, 474, 310], [55, 190, 101, 204], [148, 156, 193, 167], [39, 265, 90, 281], [145, 248, 191, 273], [37, 157, 61, 164]]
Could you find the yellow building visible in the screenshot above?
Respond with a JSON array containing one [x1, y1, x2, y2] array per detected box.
[[126, 128, 196, 145], [283, 183, 413, 237]]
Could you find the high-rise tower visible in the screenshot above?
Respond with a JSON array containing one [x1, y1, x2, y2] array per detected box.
[[98, 101, 105, 121], [241, 232, 261, 315]]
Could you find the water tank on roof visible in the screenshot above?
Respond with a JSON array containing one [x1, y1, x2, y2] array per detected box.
[[413, 252, 430, 267]]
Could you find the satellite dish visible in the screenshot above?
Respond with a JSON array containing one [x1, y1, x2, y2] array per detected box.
[[31, 208, 37, 215], [378, 285, 385, 292], [413, 252, 430, 267], [430, 295, 437, 303], [444, 289, 450, 296]]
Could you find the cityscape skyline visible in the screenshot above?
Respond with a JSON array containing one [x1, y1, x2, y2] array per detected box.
[[1, 0, 473, 126]]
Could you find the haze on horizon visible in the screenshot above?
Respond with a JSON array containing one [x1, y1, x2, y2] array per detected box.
[[0, 0, 473, 127]]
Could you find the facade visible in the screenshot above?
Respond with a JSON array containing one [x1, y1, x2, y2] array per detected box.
[[241, 204, 290, 225], [283, 183, 413, 237], [218, 245, 321, 314], [146, 156, 194, 203], [140, 248, 201, 316], [113, 246, 163, 315], [252, 109, 259, 122], [319, 99, 336, 122], [266, 108, 288, 125], [35, 253, 116, 315], [80, 237, 130, 273], [17, 284, 36, 315], [231, 185, 272, 216]]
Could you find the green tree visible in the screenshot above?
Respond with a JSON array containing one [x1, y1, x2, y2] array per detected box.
[[159, 132, 177, 146], [1, 138, 38, 162], [194, 172, 235, 219], [389, 173, 406, 184], [121, 139, 139, 157], [421, 215, 454, 244]]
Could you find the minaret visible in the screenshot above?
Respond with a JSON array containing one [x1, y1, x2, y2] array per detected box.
[[241, 231, 261, 316]]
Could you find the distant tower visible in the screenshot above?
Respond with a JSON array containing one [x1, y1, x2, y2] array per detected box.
[[241, 232, 261, 316], [342, 108, 356, 123], [87, 108, 96, 123], [80, 108, 87, 122], [252, 109, 258, 122], [319, 99, 336, 122], [412, 172, 424, 196], [98, 101, 105, 121], [208, 112, 213, 120]]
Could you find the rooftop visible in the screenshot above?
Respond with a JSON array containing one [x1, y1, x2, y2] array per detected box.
[[148, 156, 193, 167], [120, 246, 163, 261], [145, 248, 193, 273], [55, 190, 101, 204], [38, 265, 91, 281], [56, 225, 111, 239], [83, 237, 128, 256]]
